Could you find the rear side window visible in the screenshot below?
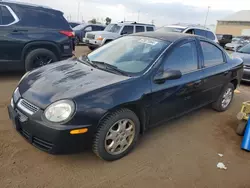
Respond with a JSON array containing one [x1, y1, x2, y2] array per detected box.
[[164, 41, 198, 74], [16, 7, 70, 29], [194, 29, 206, 37], [200, 41, 224, 67], [146, 26, 154, 31], [206, 31, 216, 40], [121, 25, 134, 35], [136, 26, 145, 33], [0, 6, 15, 25]]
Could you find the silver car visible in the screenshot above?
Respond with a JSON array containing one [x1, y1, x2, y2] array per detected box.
[[225, 37, 250, 51], [232, 43, 250, 82]]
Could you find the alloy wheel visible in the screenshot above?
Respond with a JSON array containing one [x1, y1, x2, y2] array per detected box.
[[221, 88, 233, 109]]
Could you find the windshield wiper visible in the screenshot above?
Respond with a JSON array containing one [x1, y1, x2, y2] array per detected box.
[[77, 55, 97, 68], [91, 61, 128, 76]]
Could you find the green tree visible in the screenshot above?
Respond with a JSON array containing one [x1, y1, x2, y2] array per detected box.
[[105, 17, 112, 25], [88, 18, 97, 24]]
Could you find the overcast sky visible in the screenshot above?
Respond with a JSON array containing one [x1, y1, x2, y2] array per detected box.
[[16, 0, 250, 26]]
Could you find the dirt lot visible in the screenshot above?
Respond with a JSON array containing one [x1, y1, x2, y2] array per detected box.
[[1, 46, 250, 188]]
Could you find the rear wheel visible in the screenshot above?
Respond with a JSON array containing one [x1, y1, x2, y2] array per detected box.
[[92, 108, 140, 161], [212, 83, 234, 112], [25, 48, 58, 71]]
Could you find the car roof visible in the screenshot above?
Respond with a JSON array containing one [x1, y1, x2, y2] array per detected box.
[[114, 21, 155, 27], [166, 24, 212, 32], [131, 32, 196, 42], [0, 0, 62, 13]]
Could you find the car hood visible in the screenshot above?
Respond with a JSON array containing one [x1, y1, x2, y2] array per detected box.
[[18, 59, 129, 109], [232, 52, 250, 65]]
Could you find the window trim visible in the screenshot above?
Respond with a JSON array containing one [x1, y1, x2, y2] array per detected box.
[[199, 40, 226, 69], [0, 4, 19, 26], [161, 40, 200, 75]]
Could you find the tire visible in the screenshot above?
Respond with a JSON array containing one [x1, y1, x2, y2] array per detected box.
[[88, 46, 96, 51], [25, 48, 58, 71], [93, 108, 140, 161], [236, 121, 247, 136], [212, 83, 234, 112]]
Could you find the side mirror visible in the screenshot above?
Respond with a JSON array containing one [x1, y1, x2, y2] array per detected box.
[[154, 69, 182, 83]]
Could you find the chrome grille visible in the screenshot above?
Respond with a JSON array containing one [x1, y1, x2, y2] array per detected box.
[[87, 33, 95, 39], [17, 99, 39, 115]]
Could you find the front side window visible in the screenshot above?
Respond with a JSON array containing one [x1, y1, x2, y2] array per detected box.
[[121, 26, 134, 35], [136, 26, 145, 33], [0, 6, 15, 25], [163, 41, 198, 73], [200, 41, 224, 67], [87, 36, 169, 74]]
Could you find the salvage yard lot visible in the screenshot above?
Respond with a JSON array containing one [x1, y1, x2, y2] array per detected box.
[[0, 46, 250, 188]]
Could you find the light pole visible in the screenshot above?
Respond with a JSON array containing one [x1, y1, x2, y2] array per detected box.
[[77, 1, 80, 22], [204, 6, 210, 27], [137, 11, 140, 22]]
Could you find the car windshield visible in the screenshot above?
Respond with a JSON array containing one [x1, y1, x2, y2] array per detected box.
[[73, 24, 86, 30], [156, 26, 185, 33], [237, 44, 250, 54], [104, 24, 122, 33], [87, 36, 169, 75]]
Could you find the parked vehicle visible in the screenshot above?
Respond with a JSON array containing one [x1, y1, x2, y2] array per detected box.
[[83, 21, 155, 50], [216, 34, 233, 47], [232, 43, 250, 82], [8, 32, 243, 161], [156, 24, 218, 43], [73, 24, 105, 45], [225, 36, 250, 51], [0, 1, 74, 72], [69, 22, 81, 28]]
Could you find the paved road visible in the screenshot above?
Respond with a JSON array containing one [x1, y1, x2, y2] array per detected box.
[[0, 46, 250, 188]]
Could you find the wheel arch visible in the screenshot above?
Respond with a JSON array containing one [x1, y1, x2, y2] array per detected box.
[[21, 41, 61, 63], [98, 103, 147, 134], [231, 78, 238, 90]]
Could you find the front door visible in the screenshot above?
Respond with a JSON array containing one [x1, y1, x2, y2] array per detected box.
[[149, 39, 206, 126]]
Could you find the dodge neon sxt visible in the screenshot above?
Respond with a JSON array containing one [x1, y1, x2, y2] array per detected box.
[[8, 32, 243, 161]]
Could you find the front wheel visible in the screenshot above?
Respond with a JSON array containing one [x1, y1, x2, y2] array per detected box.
[[212, 83, 234, 112], [92, 109, 140, 161], [88, 46, 96, 51]]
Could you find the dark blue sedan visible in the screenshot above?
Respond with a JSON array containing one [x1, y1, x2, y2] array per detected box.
[[8, 32, 243, 161], [73, 24, 105, 45]]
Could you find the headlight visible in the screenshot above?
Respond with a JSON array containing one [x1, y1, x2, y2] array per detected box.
[[44, 100, 75, 123], [18, 72, 30, 85], [11, 98, 14, 108], [96, 36, 103, 41]]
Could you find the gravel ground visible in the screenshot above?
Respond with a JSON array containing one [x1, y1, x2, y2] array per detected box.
[[0, 46, 250, 188]]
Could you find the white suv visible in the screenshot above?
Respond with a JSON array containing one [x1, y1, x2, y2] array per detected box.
[[156, 24, 218, 43], [83, 21, 155, 50]]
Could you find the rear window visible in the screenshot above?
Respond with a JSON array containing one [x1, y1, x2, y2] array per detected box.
[[0, 6, 15, 25], [206, 31, 215, 40], [146, 26, 154, 31], [15, 6, 70, 29]]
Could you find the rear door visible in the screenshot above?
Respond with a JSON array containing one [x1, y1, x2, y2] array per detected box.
[[150, 39, 207, 126], [0, 4, 22, 69], [198, 40, 230, 102]]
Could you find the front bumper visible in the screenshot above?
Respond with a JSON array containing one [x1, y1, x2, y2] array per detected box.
[[82, 38, 102, 48], [8, 104, 93, 154], [242, 68, 250, 82]]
